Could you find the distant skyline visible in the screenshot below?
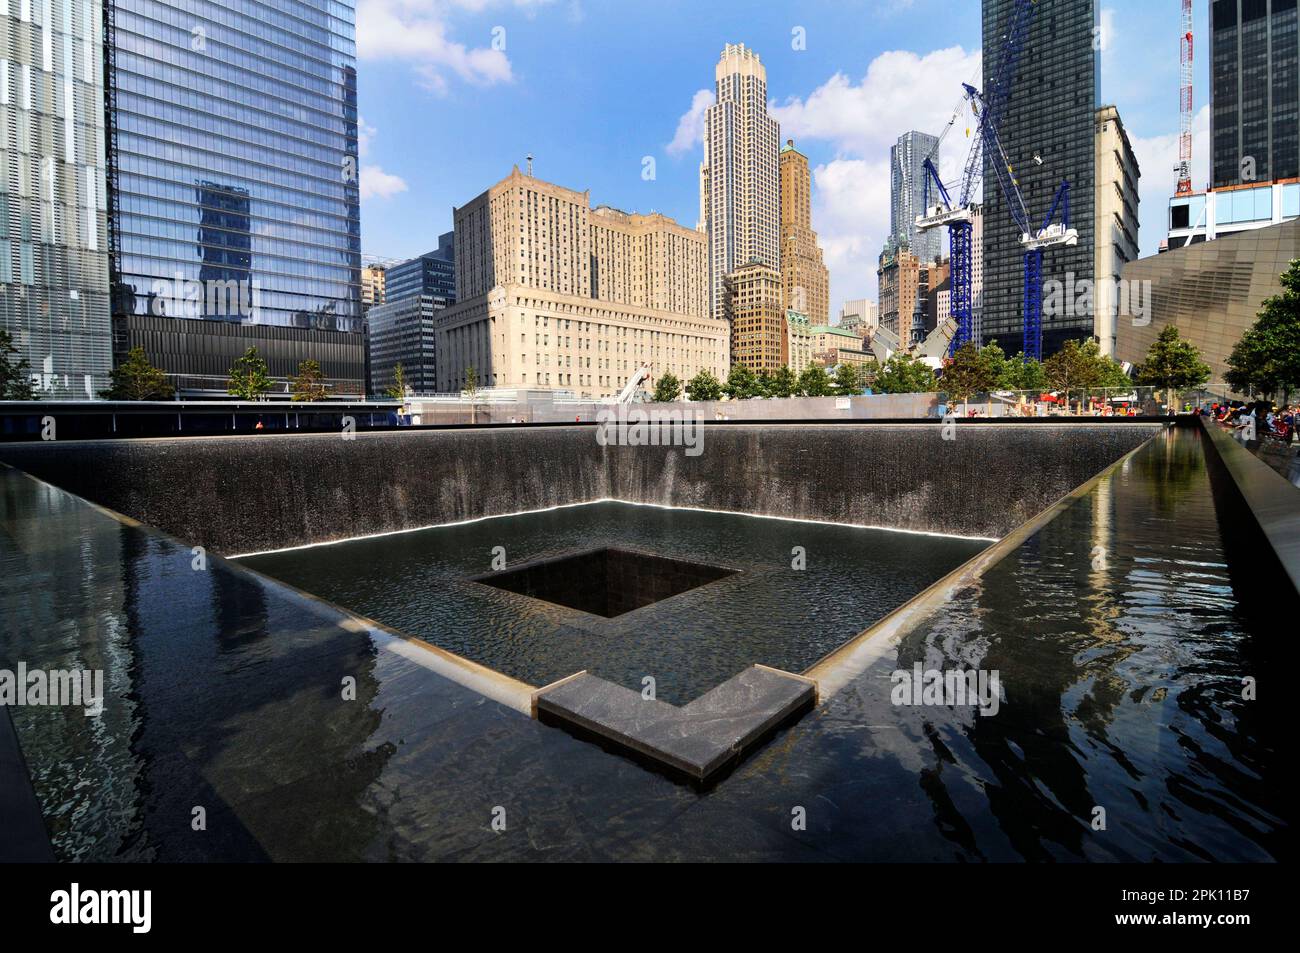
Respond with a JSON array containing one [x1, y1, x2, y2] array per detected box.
[[358, 0, 1211, 309]]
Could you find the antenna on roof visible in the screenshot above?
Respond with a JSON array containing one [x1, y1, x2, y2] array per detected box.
[[526, 153, 534, 177]]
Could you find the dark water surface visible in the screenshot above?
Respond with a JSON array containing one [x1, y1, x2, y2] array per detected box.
[[2, 426, 1283, 861], [241, 504, 987, 704]]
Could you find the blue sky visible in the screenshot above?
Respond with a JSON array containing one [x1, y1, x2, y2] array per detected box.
[[358, 0, 1209, 309]]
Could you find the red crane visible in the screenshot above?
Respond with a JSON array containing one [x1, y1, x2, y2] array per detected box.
[[1176, 0, 1194, 196]]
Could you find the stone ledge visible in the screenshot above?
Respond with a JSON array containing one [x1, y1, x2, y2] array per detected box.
[[534, 665, 817, 786], [1200, 416, 1300, 597], [0, 707, 54, 862]]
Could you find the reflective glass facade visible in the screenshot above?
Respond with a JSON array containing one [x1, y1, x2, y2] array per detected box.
[[889, 131, 942, 266], [1, 0, 113, 398], [107, 0, 361, 334], [385, 231, 454, 303], [1211, 0, 1300, 189]]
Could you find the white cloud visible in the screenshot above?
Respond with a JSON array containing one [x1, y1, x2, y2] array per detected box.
[[357, 0, 556, 94], [772, 45, 982, 307], [358, 115, 376, 158], [362, 165, 410, 201], [812, 158, 893, 306], [667, 89, 712, 157], [1098, 7, 1116, 53], [1129, 104, 1211, 256], [771, 46, 981, 160]]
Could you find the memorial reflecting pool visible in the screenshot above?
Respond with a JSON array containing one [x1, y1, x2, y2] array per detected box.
[[0, 426, 1284, 860]]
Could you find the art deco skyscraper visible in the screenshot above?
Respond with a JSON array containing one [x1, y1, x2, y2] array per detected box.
[[701, 43, 780, 324], [778, 139, 829, 324], [0, 0, 113, 398]]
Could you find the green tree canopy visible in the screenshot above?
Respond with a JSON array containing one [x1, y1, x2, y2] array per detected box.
[[940, 342, 988, 401], [875, 353, 937, 394], [1042, 339, 1132, 405], [796, 364, 834, 397], [1135, 326, 1211, 392], [724, 364, 761, 400], [685, 369, 723, 402], [1003, 352, 1047, 391], [833, 363, 862, 396], [0, 330, 36, 400], [769, 365, 797, 398], [227, 346, 272, 401], [385, 362, 408, 400], [652, 371, 681, 402], [102, 346, 174, 400], [1225, 259, 1300, 401], [290, 359, 328, 402]]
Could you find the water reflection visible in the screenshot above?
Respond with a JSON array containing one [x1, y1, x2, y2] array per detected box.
[[893, 428, 1282, 860]]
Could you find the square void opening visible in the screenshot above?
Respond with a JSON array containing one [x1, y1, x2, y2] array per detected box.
[[473, 547, 737, 618]]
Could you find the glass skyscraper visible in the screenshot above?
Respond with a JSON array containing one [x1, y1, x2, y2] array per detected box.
[[385, 231, 455, 303], [1, 0, 113, 398], [106, 0, 362, 387], [1211, 0, 1300, 189], [889, 130, 942, 265]]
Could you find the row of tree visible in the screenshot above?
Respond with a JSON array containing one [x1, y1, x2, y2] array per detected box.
[[6, 255, 1299, 403], [654, 329, 1220, 406], [94, 345, 333, 402]]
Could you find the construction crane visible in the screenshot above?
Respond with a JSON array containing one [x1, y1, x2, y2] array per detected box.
[[916, 0, 1037, 356], [1176, 0, 1194, 196], [918, 0, 1077, 362]]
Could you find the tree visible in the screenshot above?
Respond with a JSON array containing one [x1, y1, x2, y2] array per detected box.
[[833, 363, 862, 396], [875, 353, 937, 394], [770, 365, 797, 398], [0, 330, 36, 400], [1225, 260, 1300, 401], [289, 359, 328, 402], [653, 371, 681, 402], [939, 342, 988, 402], [227, 346, 272, 401], [385, 362, 408, 400], [796, 364, 834, 397], [724, 364, 761, 400], [754, 368, 775, 398], [463, 365, 478, 399], [977, 343, 1013, 390], [684, 369, 723, 402], [1043, 339, 1100, 392], [1094, 354, 1133, 389], [1135, 326, 1210, 393], [1003, 352, 1047, 391], [101, 346, 174, 400]]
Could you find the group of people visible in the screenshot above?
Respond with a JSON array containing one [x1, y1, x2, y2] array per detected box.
[[1208, 401, 1298, 442]]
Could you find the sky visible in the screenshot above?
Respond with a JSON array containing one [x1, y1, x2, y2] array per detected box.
[[357, 0, 1211, 312]]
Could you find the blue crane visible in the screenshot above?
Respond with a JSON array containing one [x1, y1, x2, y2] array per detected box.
[[916, 0, 1076, 363]]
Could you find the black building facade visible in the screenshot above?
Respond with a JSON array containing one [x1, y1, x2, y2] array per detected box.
[[1211, 0, 1300, 189], [980, 0, 1098, 358]]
